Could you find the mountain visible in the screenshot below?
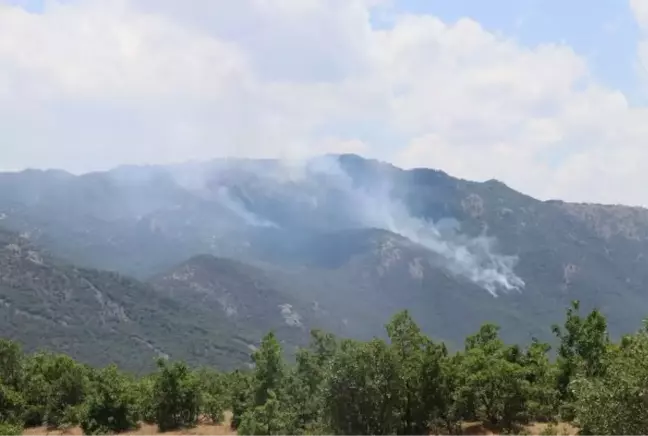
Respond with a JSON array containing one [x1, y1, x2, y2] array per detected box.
[[150, 254, 346, 351], [0, 228, 334, 372], [1, 154, 648, 353]]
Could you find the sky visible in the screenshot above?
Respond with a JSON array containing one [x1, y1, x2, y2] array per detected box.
[[2, 0, 648, 206]]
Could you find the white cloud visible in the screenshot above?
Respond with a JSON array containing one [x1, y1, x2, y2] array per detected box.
[[1, 0, 648, 206], [631, 0, 648, 26]]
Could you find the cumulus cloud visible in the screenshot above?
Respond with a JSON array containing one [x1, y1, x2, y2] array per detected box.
[[1, 0, 648, 206]]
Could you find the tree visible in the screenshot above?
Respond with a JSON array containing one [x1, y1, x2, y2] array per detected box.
[[552, 300, 609, 418], [571, 328, 648, 434], [0, 422, 23, 436], [0, 340, 24, 390], [196, 367, 226, 425], [386, 310, 428, 435], [227, 369, 253, 430], [324, 339, 402, 435], [251, 332, 285, 407], [151, 359, 201, 432], [520, 339, 559, 422], [21, 352, 90, 428], [134, 374, 156, 425], [0, 340, 26, 428], [238, 390, 294, 435], [284, 330, 338, 433], [458, 324, 530, 432], [421, 341, 461, 434], [80, 364, 139, 435]]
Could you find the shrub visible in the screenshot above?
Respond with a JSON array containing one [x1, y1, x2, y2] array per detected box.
[[152, 359, 201, 432], [80, 365, 139, 435]]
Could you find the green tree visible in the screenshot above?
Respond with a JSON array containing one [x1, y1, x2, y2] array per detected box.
[[134, 374, 156, 425], [520, 339, 559, 422], [324, 338, 402, 435], [152, 359, 201, 432], [227, 369, 253, 430], [238, 390, 294, 435], [196, 367, 226, 425], [251, 332, 285, 407], [0, 340, 24, 390], [421, 342, 461, 434], [288, 329, 338, 432], [552, 300, 610, 419], [386, 310, 428, 435], [0, 340, 26, 428], [459, 324, 530, 432], [571, 327, 648, 434], [22, 352, 90, 428], [80, 364, 139, 435], [0, 422, 23, 435]]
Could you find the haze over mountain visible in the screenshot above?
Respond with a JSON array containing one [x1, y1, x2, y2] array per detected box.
[[1, 154, 648, 369]]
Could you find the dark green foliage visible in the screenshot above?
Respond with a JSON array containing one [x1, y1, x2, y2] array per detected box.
[[251, 332, 285, 407], [458, 325, 530, 431], [552, 300, 610, 419], [288, 330, 339, 433], [4, 301, 648, 435], [571, 328, 648, 434], [134, 375, 156, 425], [196, 368, 226, 425], [80, 365, 139, 434], [151, 359, 201, 432], [0, 422, 23, 435], [324, 338, 402, 435], [237, 390, 294, 435], [226, 369, 253, 430], [25, 352, 90, 428]]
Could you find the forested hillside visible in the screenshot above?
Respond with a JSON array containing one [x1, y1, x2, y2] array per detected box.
[[0, 302, 646, 435], [3, 155, 648, 351], [0, 228, 333, 372]]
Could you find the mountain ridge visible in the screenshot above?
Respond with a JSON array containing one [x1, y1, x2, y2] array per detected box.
[[1, 154, 648, 361]]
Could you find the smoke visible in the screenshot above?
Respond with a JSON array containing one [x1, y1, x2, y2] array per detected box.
[[157, 154, 525, 296], [215, 186, 279, 228], [362, 196, 525, 296], [304, 156, 526, 296]]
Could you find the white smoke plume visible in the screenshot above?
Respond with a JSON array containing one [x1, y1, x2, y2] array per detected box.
[[154, 154, 525, 296], [215, 186, 279, 228], [305, 156, 526, 296]]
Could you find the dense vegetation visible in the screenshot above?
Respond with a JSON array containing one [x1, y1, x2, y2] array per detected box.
[[0, 301, 647, 435]]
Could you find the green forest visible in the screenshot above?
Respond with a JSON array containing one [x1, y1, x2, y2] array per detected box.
[[0, 301, 646, 435]]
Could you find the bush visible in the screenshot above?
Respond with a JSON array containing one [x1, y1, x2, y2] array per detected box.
[[152, 359, 201, 432], [80, 365, 139, 435], [135, 376, 156, 425], [196, 368, 226, 425], [202, 393, 225, 425], [23, 353, 90, 429], [237, 390, 294, 435], [0, 421, 23, 435]]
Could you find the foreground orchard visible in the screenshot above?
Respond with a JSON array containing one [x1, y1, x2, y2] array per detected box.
[[0, 300, 646, 435]]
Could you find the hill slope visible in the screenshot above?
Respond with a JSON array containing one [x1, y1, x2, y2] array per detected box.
[[0, 228, 332, 371], [1, 155, 648, 350]]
